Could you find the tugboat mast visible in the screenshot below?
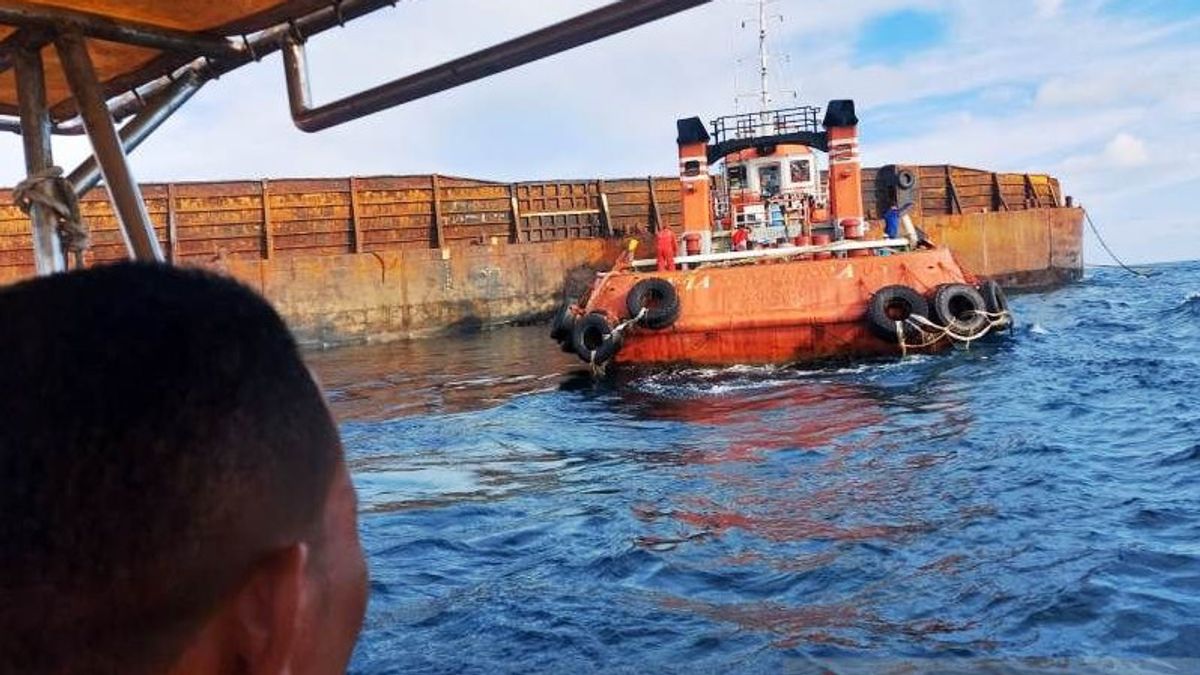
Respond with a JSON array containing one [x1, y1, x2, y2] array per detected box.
[[757, 0, 770, 111]]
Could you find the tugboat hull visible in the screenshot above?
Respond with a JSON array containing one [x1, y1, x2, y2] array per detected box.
[[568, 248, 998, 367]]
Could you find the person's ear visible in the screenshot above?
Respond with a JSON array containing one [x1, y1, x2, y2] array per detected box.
[[231, 543, 310, 675]]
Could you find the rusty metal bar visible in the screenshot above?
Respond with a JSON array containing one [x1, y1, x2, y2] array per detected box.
[[0, 0, 243, 60], [520, 208, 600, 218], [348, 176, 363, 254], [992, 172, 1008, 211], [1024, 174, 1043, 208], [597, 180, 613, 237], [0, 26, 51, 79], [13, 45, 65, 275], [282, 0, 711, 132], [947, 167, 963, 214], [647, 175, 664, 232], [166, 182, 178, 264], [67, 72, 206, 197], [430, 174, 444, 249], [508, 184, 521, 243], [55, 31, 162, 262], [261, 179, 274, 259]]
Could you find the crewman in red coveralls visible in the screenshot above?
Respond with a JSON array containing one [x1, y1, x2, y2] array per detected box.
[[655, 228, 677, 271], [731, 224, 749, 251]]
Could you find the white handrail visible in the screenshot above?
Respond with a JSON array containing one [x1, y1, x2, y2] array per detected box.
[[626, 237, 912, 269]]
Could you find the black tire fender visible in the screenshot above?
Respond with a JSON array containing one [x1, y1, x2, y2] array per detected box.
[[549, 300, 577, 342], [572, 312, 623, 364], [896, 168, 916, 190], [866, 285, 930, 342], [931, 284, 989, 335], [625, 278, 681, 330], [980, 280, 1012, 329]]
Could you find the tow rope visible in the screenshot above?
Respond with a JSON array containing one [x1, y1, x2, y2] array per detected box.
[[1084, 208, 1152, 278]]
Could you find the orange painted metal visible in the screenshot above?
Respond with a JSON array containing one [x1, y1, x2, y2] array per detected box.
[[678, 139, 711, 231], [578, 247, 972, 366], [826, 124, 864, 223]]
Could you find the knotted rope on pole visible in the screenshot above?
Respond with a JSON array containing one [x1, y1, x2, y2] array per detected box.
[[12, 166, 90, 267]]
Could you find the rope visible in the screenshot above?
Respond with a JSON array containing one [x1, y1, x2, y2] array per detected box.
[[614, 307, 647, 336], [895, 320, 907, 358], [12, 166, 90, 267], [587, 308, 646, 377], [1083, 208, 1151, 278], [901, 309, 1012, 352]]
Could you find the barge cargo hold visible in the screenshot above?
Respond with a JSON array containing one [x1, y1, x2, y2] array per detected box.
[[0, 169, 1080, 347]]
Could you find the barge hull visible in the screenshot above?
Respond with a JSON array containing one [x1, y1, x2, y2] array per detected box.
[[1, 171, 1080, 345]]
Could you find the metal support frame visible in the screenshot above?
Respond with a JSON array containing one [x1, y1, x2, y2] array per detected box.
[[0, 0, 242, 62], [13, 44, 65, 274], [282, 0, 711, 132], [55, 32, 162, 262], [66, 72, 206, 196]]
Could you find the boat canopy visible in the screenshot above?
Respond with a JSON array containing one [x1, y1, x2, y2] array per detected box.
[[0, 1, 339, 120], [1, 0, 709, 275], [1, 0, 710, 129]]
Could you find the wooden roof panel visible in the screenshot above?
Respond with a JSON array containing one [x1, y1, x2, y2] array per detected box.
[[5, 1, 322, 32], [0, 0, 333, 115]]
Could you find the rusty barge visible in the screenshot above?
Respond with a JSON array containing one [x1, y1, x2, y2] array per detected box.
[[0, 163, 1081, 347]]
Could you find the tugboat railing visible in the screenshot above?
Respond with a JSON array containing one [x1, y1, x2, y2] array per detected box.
[[627, 237, 914, 270]]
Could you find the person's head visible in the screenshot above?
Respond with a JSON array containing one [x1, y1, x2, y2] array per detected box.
[[0, 263, 367, 674]]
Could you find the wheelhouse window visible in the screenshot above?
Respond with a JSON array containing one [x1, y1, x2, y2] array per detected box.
[[758, 163, 782, 197], [790, 159, 812, 184], [683, 160, 702, 177], [727, 164, 747, 190]]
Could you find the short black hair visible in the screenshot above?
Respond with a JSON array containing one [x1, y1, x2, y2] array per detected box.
[[0, 263, 340, 674]]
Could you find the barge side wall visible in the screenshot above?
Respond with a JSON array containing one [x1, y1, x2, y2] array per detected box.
[[1, 169, 1081, 344], [218, 238, 620, 346]]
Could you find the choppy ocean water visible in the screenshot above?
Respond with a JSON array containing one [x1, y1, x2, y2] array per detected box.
[[306, 261, 1200, 674]]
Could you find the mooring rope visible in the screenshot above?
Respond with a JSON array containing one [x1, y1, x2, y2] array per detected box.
[[894, 320, 908, 358], [12, 166, 90, 267], [901, 309, 1012, 352], [588, 307, 647, 376], [1083, 208, 1151, 278]]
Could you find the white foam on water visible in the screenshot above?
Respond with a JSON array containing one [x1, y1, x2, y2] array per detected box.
[[628, 355, 941, 398], [1030, 323, 1050, 335]]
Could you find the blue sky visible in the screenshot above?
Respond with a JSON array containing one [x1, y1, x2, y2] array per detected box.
[[1, 0, 1197, 263]]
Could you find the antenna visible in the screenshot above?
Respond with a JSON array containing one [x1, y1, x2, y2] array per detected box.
[[735, 0, 788, 113], [757, 0, 769, 110]]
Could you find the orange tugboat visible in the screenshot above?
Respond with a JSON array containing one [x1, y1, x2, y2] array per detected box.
[[551, 100, 1013, 368]]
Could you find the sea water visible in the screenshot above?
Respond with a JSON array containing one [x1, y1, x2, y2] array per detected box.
[[305, 261, 1200, 673]]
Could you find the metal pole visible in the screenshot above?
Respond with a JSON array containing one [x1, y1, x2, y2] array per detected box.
[[12, 45, 65, 275], [67, 72, 205, 197], [282, 0, 711, 132], [758, 0, 769, 111], [55, 31, 163, 261]]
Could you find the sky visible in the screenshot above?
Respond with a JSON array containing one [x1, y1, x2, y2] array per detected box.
[[1, 0, 1197, 263]]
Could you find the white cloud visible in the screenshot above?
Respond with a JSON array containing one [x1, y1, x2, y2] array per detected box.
[[1102, 132, 1149, 166], [1035, 0, 1064, 18]]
